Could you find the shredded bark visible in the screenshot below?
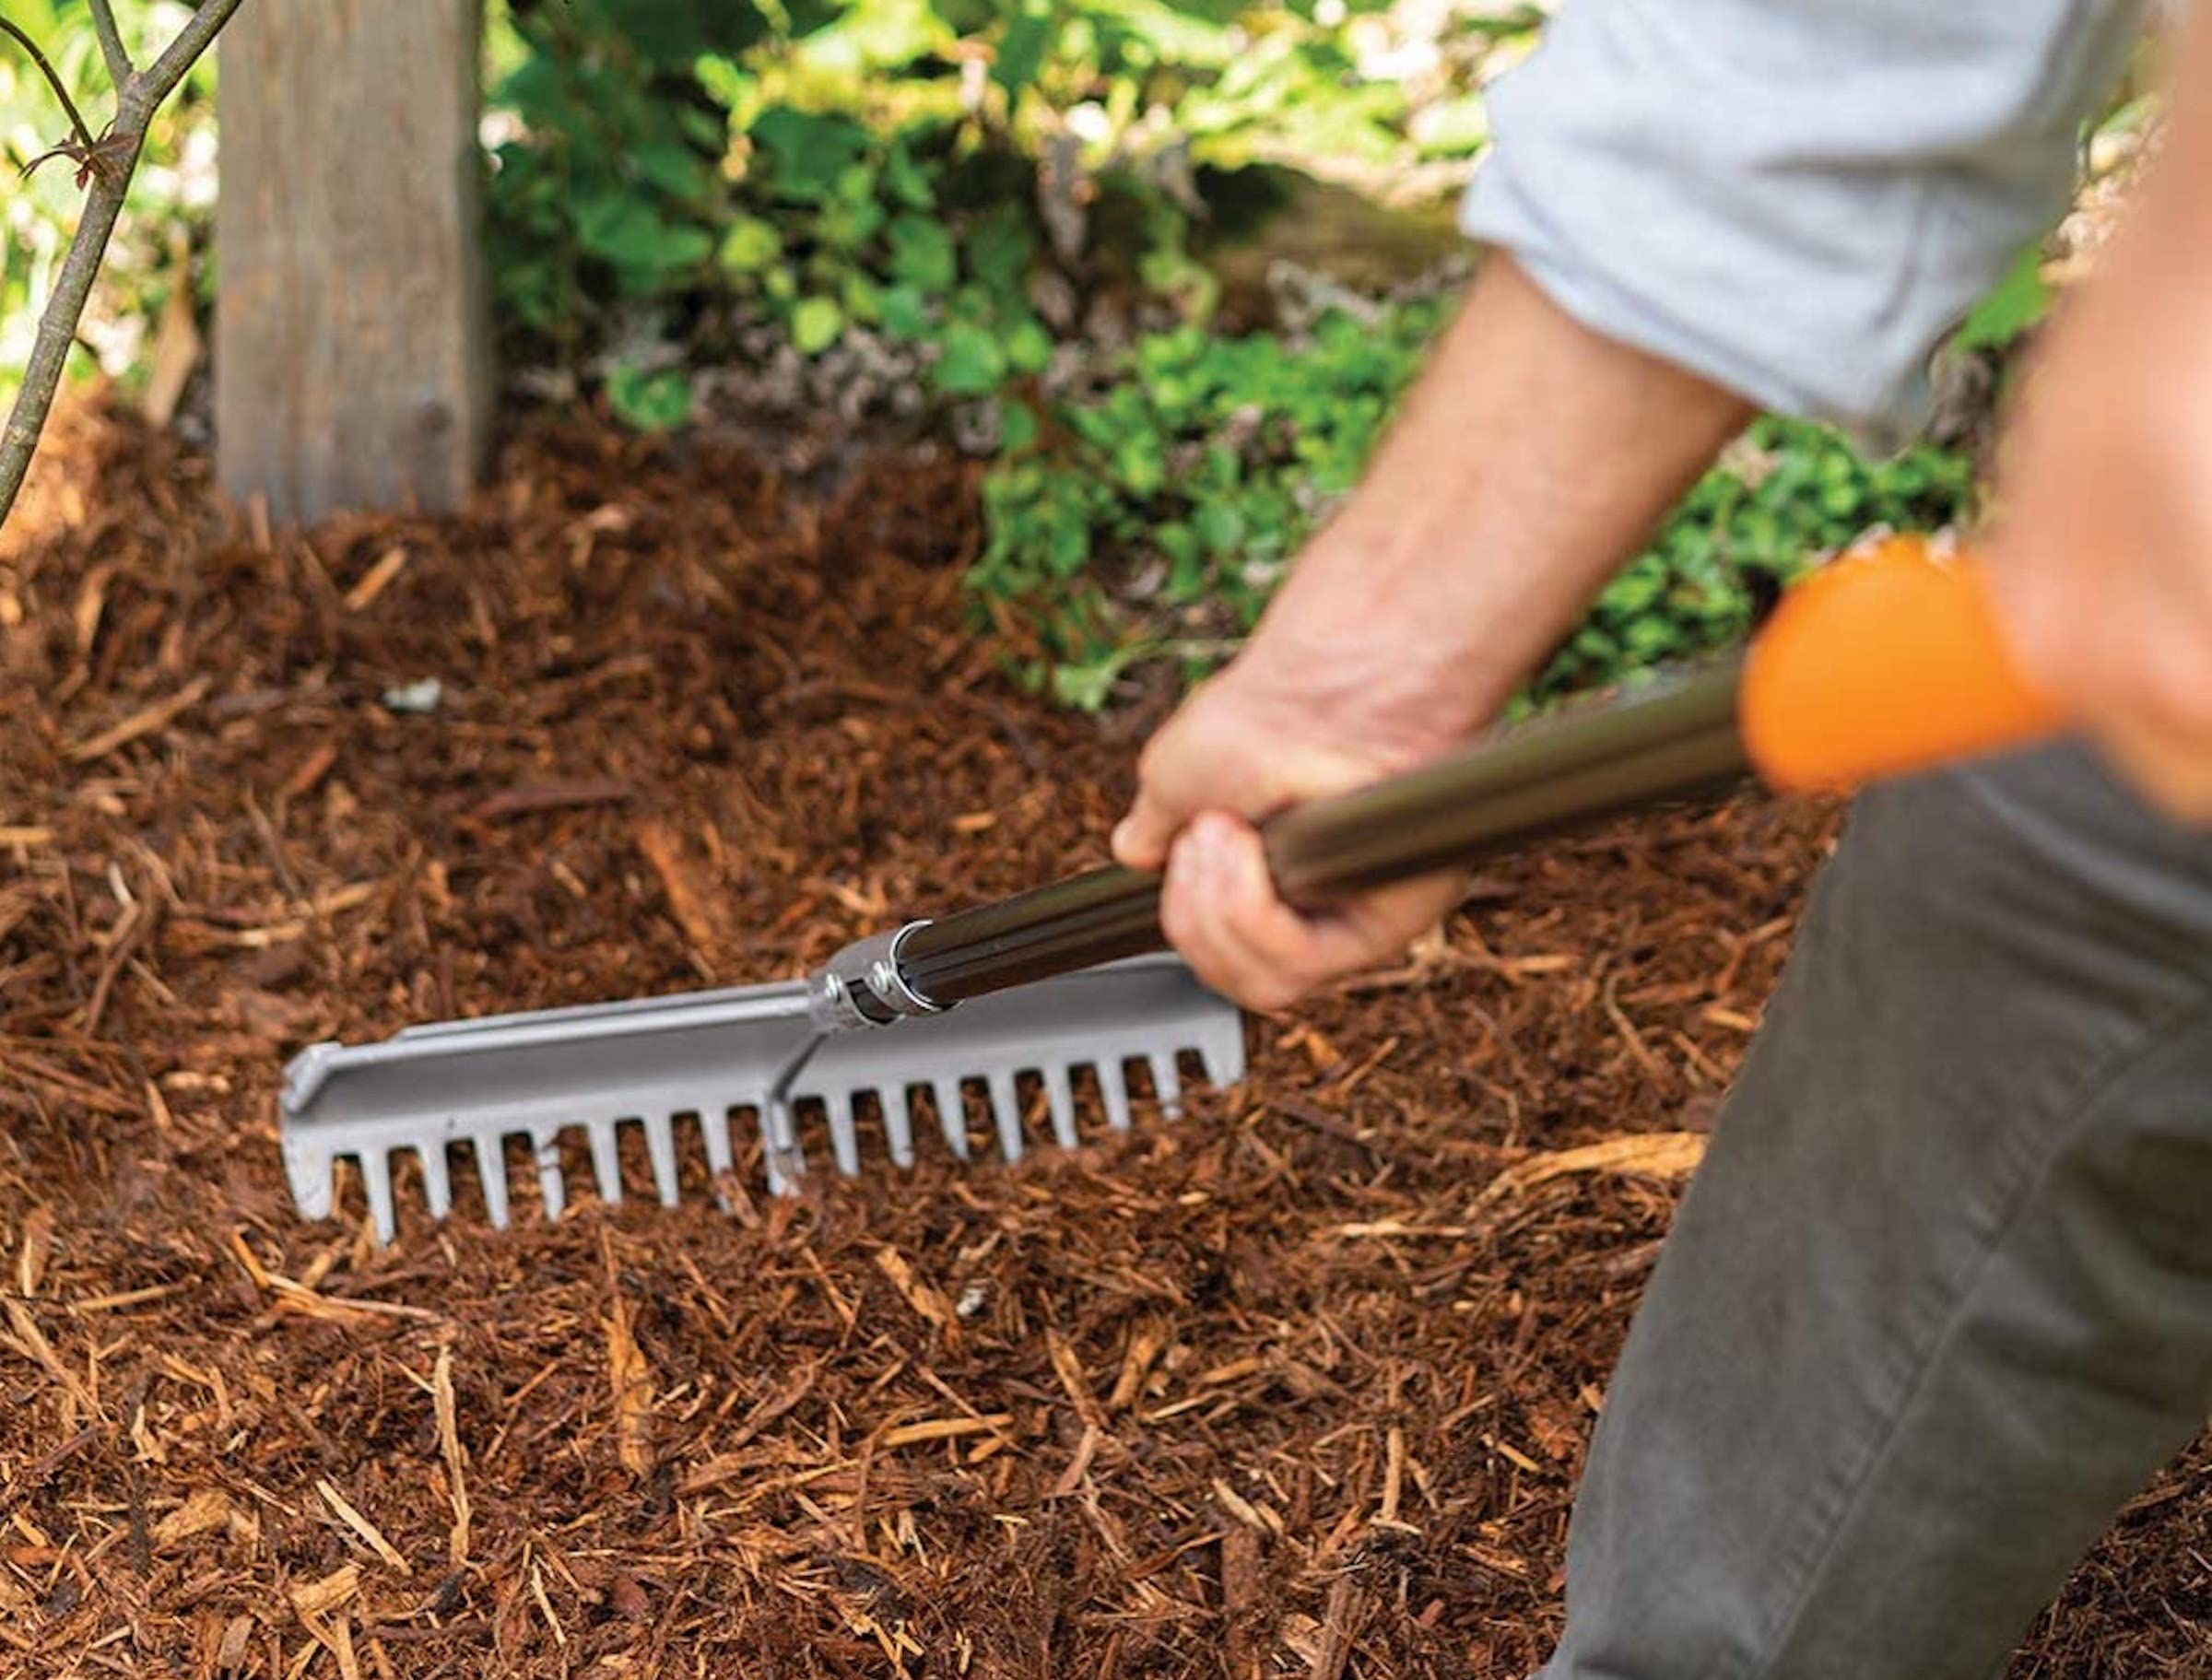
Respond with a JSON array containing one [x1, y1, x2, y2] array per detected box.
[[0, 405, 2204, 1676]]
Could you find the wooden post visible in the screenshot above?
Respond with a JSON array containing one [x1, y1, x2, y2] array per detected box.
[[216, 1, 490, 523]]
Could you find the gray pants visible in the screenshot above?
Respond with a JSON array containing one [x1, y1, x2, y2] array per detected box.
[[1544, 745, 2212, 1679]]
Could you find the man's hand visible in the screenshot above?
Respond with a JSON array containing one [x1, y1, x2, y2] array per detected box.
[[1112, 629, 1474, 1011], [1991, 81, 2212, 821], [1113, 257, 1753, 1011]]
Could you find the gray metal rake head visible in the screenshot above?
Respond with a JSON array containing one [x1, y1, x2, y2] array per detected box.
[[281, 954, 1245, 1240]]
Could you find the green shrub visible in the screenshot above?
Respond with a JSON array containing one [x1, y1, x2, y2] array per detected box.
[[480, 0, 1521, 412], [974, 303, 1975, 709]]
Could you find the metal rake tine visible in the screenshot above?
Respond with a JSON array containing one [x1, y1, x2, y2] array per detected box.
[[825, 1091, 863, 1178], [474, 1134, 511, 1229], [932, 1079, 969, 1161], [534, 1129, 568, 1220], [986, 1071, 1022, 1161], [588, 1121, 623, 1205], [1150, 1054, 1183, 1119], [1042, 1065, 1077, 1149], [644, 1114, 682, 1205], [884, 1089, 916, 1169], [359, 1150, 397, 1244], [1100, 1063, 1133, 1134], [761, 1098, 806, 1196], [418, 1143, 453, 1221], [700, 1103, 736, 1188]]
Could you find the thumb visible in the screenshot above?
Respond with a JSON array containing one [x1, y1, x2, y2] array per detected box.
[[1112, 784, 1181, 872]]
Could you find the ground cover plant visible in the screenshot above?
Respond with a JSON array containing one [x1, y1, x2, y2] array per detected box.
[[971, 307, 1978, 707]]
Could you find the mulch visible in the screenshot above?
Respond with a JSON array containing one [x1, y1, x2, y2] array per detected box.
[[1, 405, 2206, 1678]]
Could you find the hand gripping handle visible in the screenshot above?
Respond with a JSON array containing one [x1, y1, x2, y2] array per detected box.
[[868, 535, 2061, 1015]]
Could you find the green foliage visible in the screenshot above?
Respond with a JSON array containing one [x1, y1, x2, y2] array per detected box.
[[973, 302, 1444, 705], [0, 0, 217, 411], [1543, 417, 1973, 700], [606, 363, 693, 430], [480, 0, 1522, 414], [1955, 246, 2052, 353], [974, 305, 1975, 710]]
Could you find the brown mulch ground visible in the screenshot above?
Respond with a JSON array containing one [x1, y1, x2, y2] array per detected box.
[[2, 406, 2207, 1678]]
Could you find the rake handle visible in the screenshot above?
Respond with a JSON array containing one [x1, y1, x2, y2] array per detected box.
[[898, 538, 2062, 1009]]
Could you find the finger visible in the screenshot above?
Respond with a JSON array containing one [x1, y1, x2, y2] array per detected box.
[[1327, 874, 1469, 968], [1112, 785, 1179, 872], [1165, 815, 1434, 1011], [1160, 816, 1322, 1010]]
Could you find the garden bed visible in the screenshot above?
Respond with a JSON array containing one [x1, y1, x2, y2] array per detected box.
[[0, 409, 2206, 1678]]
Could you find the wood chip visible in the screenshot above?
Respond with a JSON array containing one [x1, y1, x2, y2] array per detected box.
[[874, 1247, 959, 1341], [343, 546, 410, 612], [66, 675, 212, 762], [289, 1564, 360, 1620], [604, 1288, 655, 1478], [1107, 1319, 1166, 1412], [152, 1488, 231, 1546], [1473, 1131, 1710, 1209], [431, 1346, 470, 1568], [16, 1204, 53, 1297], [1046, 1329, 1105, 1428], [471, 777, 633, 822], [877, 1414, 1011, 1449], [634, 817, 727, 962], [316, 1479, 410, 1574]]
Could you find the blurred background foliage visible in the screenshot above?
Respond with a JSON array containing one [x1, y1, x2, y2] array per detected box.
[[6, 0, 2129, 708], [1, 0, 216, 417]]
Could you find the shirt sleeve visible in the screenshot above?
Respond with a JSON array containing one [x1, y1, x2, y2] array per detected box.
[[1460, 0, 2144, 450]]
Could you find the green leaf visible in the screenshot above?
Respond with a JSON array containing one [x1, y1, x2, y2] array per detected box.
[[963, 206, 1033, 300], [749, 106, 872, 203], [934, 323, 1006, 394], [569, 0, 772, 59], [887, 214, 959, 292], [880, 285, 933, 340], [1957, 247, 2051, 352], [1005, 316, 1053, 375], [993, 9, 1054, 98], [998, 400, 1041, 453], [635, 141, 712, 201], [793, 296, 846, 355], [1194, 501, 1244, 555], [782, 0, 851, 35], [883, 141, 936, 211], [719, 216, 782, 275], [607, 365, 693, 432]]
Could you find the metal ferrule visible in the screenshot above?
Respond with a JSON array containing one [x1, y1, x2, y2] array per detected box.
[[807, 921, 945, 1031]]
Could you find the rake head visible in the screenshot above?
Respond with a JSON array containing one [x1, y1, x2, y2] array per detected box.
[[280, 954, 1246, 1241]]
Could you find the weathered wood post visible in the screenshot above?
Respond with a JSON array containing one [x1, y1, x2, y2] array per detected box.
[[216, 2, 490, 522]]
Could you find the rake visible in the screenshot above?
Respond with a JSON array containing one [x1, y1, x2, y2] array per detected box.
[[280, 538, 2059, 1239]]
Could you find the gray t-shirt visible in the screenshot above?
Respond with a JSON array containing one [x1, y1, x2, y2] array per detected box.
[[1460, 0, 2145, 450]]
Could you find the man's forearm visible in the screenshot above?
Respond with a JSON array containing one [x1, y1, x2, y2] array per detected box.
[[1242, 255, 1754, 738]]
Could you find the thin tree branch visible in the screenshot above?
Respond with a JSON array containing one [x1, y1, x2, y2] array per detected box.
[[0, 0, 247, 527], [0, 135, 138, 519], [0, 11, 100, 155], [139, 0, 246, 110], [87, 0, 133, 87]]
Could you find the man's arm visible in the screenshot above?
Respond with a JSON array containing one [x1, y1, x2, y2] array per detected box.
[[1117, 0, 2174, 1013], [1992, 12, 2212, 819], [1111, 257, 1751, 1008]]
